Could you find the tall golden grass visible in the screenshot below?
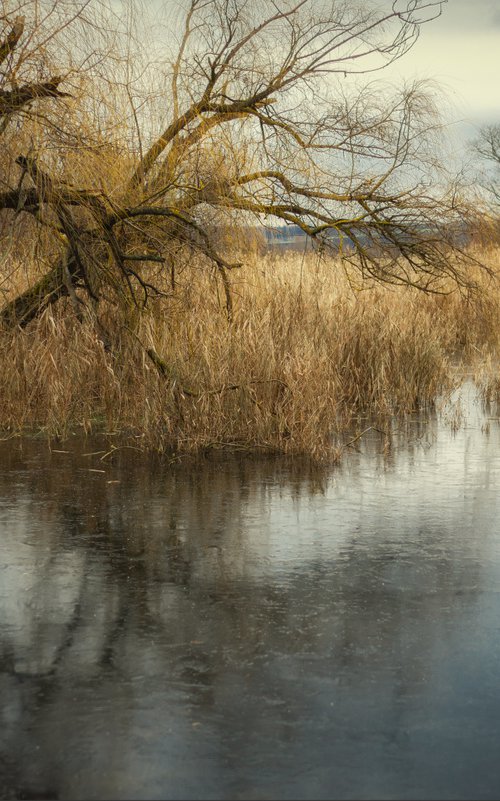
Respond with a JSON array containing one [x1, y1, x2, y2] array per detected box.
[[0, 247, 499, 459]]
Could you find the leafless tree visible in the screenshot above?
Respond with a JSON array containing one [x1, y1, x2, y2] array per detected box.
[[473, 124, 500, 206], [0, 0, 482, 329]]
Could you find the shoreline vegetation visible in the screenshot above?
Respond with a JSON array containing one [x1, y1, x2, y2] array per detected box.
[[1, 1, 499, 465], [1, 247, 498, 461]]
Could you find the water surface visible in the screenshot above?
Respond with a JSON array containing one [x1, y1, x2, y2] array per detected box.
[[1, 387, 500, 800]]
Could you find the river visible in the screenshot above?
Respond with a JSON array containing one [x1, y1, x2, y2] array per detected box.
[[1, 384, 499, 800]]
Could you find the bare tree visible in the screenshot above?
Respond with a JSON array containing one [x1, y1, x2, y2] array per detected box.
[[0, 0, 481, 329], [473, 123, 500, 206]]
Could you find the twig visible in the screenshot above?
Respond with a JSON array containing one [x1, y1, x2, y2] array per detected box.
[[343, 425, 386, 449]]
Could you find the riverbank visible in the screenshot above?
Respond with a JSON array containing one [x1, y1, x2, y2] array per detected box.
[[1, 248, 499, 458]]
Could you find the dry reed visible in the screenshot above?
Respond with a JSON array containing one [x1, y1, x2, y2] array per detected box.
[[0, 247, 499, 459]]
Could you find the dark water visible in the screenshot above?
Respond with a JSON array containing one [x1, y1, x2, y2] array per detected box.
[[1, 386, 500, 800]]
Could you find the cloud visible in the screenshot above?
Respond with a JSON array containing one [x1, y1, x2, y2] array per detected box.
[[439, 0, 500, 32]]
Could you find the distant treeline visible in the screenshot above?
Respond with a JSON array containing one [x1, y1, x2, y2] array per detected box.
[[261, 223, 475, 250]]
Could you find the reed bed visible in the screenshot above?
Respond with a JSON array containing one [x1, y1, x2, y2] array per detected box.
[[0, 247, 499, 459]]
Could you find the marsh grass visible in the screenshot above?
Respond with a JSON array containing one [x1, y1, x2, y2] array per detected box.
[[1, 247, 499, 459]]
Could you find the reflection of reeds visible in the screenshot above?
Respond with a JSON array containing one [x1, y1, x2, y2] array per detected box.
[[0, 248, 499, 458]]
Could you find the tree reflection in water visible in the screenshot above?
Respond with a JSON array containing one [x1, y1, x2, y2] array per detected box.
[[1, 400, 500, 800]]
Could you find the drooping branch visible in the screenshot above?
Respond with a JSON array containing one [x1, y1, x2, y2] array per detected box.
[[117, 204, 242, 271], [0, 77, 71, 116]]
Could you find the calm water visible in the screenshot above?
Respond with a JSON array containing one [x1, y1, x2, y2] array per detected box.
[[1, 386, 500, 800]]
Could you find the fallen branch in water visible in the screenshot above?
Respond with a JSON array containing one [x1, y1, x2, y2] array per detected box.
[[342, 425, 387, 450]]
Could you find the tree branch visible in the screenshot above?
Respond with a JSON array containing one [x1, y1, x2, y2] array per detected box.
[[0, 15, 24, 66], [0, 77, 71, 116]]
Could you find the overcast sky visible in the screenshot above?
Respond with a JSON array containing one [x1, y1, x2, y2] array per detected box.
[[144, 0, 498, 152], [385, 0, 499, 128], [145, 0, 497, 120]]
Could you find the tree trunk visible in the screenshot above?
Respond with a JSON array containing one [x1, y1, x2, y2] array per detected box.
[[0, 261, 69, 328]]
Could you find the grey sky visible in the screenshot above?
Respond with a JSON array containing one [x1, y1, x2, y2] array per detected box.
[[385, 0, 499, 124], [435, 0, 500, 31], [142, 0, 498, 142]]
